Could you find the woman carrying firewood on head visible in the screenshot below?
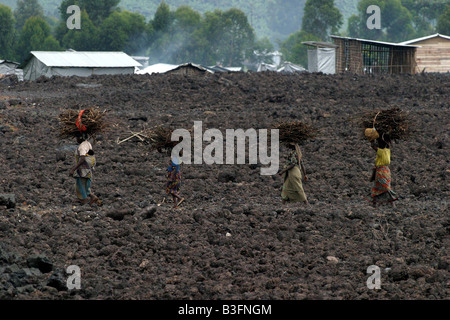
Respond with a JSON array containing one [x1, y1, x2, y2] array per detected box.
[[278, 143, 310, 206], [368, 134, 398, 207], [69, 132, 99, 205], [60, 107, 106, 206]]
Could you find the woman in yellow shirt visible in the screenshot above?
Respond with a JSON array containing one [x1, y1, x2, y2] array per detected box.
[[369, 137, 398, 207]]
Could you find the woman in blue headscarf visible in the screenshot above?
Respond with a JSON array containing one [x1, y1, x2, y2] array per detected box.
[[166, 156, 184, 208]]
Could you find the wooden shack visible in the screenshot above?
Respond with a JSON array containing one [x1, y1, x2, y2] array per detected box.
[[331, 35, 418, 74], [399, 33, 450, 73]]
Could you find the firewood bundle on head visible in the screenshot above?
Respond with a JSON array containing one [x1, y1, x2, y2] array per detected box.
[[273, 120, 318, 145], [361, 107, 410, 142], [144, 126, 179, 153], [58, 107, 108, 139]]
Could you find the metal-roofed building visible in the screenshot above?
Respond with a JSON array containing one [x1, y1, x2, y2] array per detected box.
[[399, 33, 450, 73], [20, 51, 142, 80], [330, 36, 418, 74]]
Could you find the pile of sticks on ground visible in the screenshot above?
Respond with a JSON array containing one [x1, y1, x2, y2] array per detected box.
[[361, 107, 410, 141], [273, 121, 318, 144], [59, 107, 108, 139]]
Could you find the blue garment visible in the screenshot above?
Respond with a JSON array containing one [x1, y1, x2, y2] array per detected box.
[[166, 158, 181, 195], [76, 177, 91, 199], [167, 157, 180, 174]]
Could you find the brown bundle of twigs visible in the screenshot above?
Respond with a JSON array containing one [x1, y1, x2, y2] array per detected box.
[[361, 107, 410, 141], [59, 107, 108, 139], [273, 120, 318, 144], [144, 126, 179, 152]]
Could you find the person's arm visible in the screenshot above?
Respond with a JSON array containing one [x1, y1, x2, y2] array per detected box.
[[370, 140, 378, 151], [278, 163, 294, 176], [370, 167, 376, 182], [69, 155, 86, 176], [300, 161, 307, 181]]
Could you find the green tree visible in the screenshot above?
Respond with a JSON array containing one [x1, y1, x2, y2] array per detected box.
[[146, 5, 255, 66], [152, 1, 174, 33], [200, 10, 227, 64], [167, 6, 202, 63], [147, 2, 176, 63], [15, 16, 61, 62], [347, 14, 361, 37], [57, 0, 124, 49], [222, 8, 255, 66], [0, 4, 16, 59], [59, 0, 120, 25], [280, 30, 320, 67], [42, 34, 62, 51], [301, 0, 343, 40], [173, 5, 201, 31], [384, 0, 415, 41], [203, 8, 255, 66], [61, 10, 99, 51], [13, 0, 44, 31], [97, 10, 148, 53], [402, 0, 448, 36], [437, 5, 450, 35], [349, 0, 415, 42]]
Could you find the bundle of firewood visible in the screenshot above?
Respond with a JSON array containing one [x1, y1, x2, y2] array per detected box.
[[116, 125, 192, 152], [361, 107, 410, 141], [58, 107, 108, 139], [144, 126, 179, 152], [273, 120, 318, 144]]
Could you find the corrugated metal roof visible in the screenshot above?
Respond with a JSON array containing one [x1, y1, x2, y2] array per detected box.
[[136, 63, 178, 74], [302, 41, 339, 48], [399, 33, 450, 45], [0, 60, 19, 65], [169, 62, 213, 73], [30, 51, 142, 67], [331, 35, 420, 48]]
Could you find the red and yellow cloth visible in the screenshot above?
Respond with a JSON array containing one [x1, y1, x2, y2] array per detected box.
[[369, 165, 398, 203]]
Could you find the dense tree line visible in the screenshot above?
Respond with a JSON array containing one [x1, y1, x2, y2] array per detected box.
[[0, 0, 449, 69], [347, 0, 449, 42], [0, 0, 266, 68]]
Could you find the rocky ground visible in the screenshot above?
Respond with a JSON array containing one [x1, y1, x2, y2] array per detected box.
[[0, 71, 448, 300]]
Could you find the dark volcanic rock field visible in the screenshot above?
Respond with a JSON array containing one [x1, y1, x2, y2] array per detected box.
[[0, 71, 448, 300]]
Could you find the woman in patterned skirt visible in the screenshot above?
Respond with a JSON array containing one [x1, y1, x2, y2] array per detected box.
[[166, 156, 184, 208], [368, 136, 398, 207]]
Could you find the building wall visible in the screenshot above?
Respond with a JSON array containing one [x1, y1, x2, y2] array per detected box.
[[333, 38, 363, 74], [413, 37, 450, 73], [333, 38, 416, 74], [23, 57, 136, 80]]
